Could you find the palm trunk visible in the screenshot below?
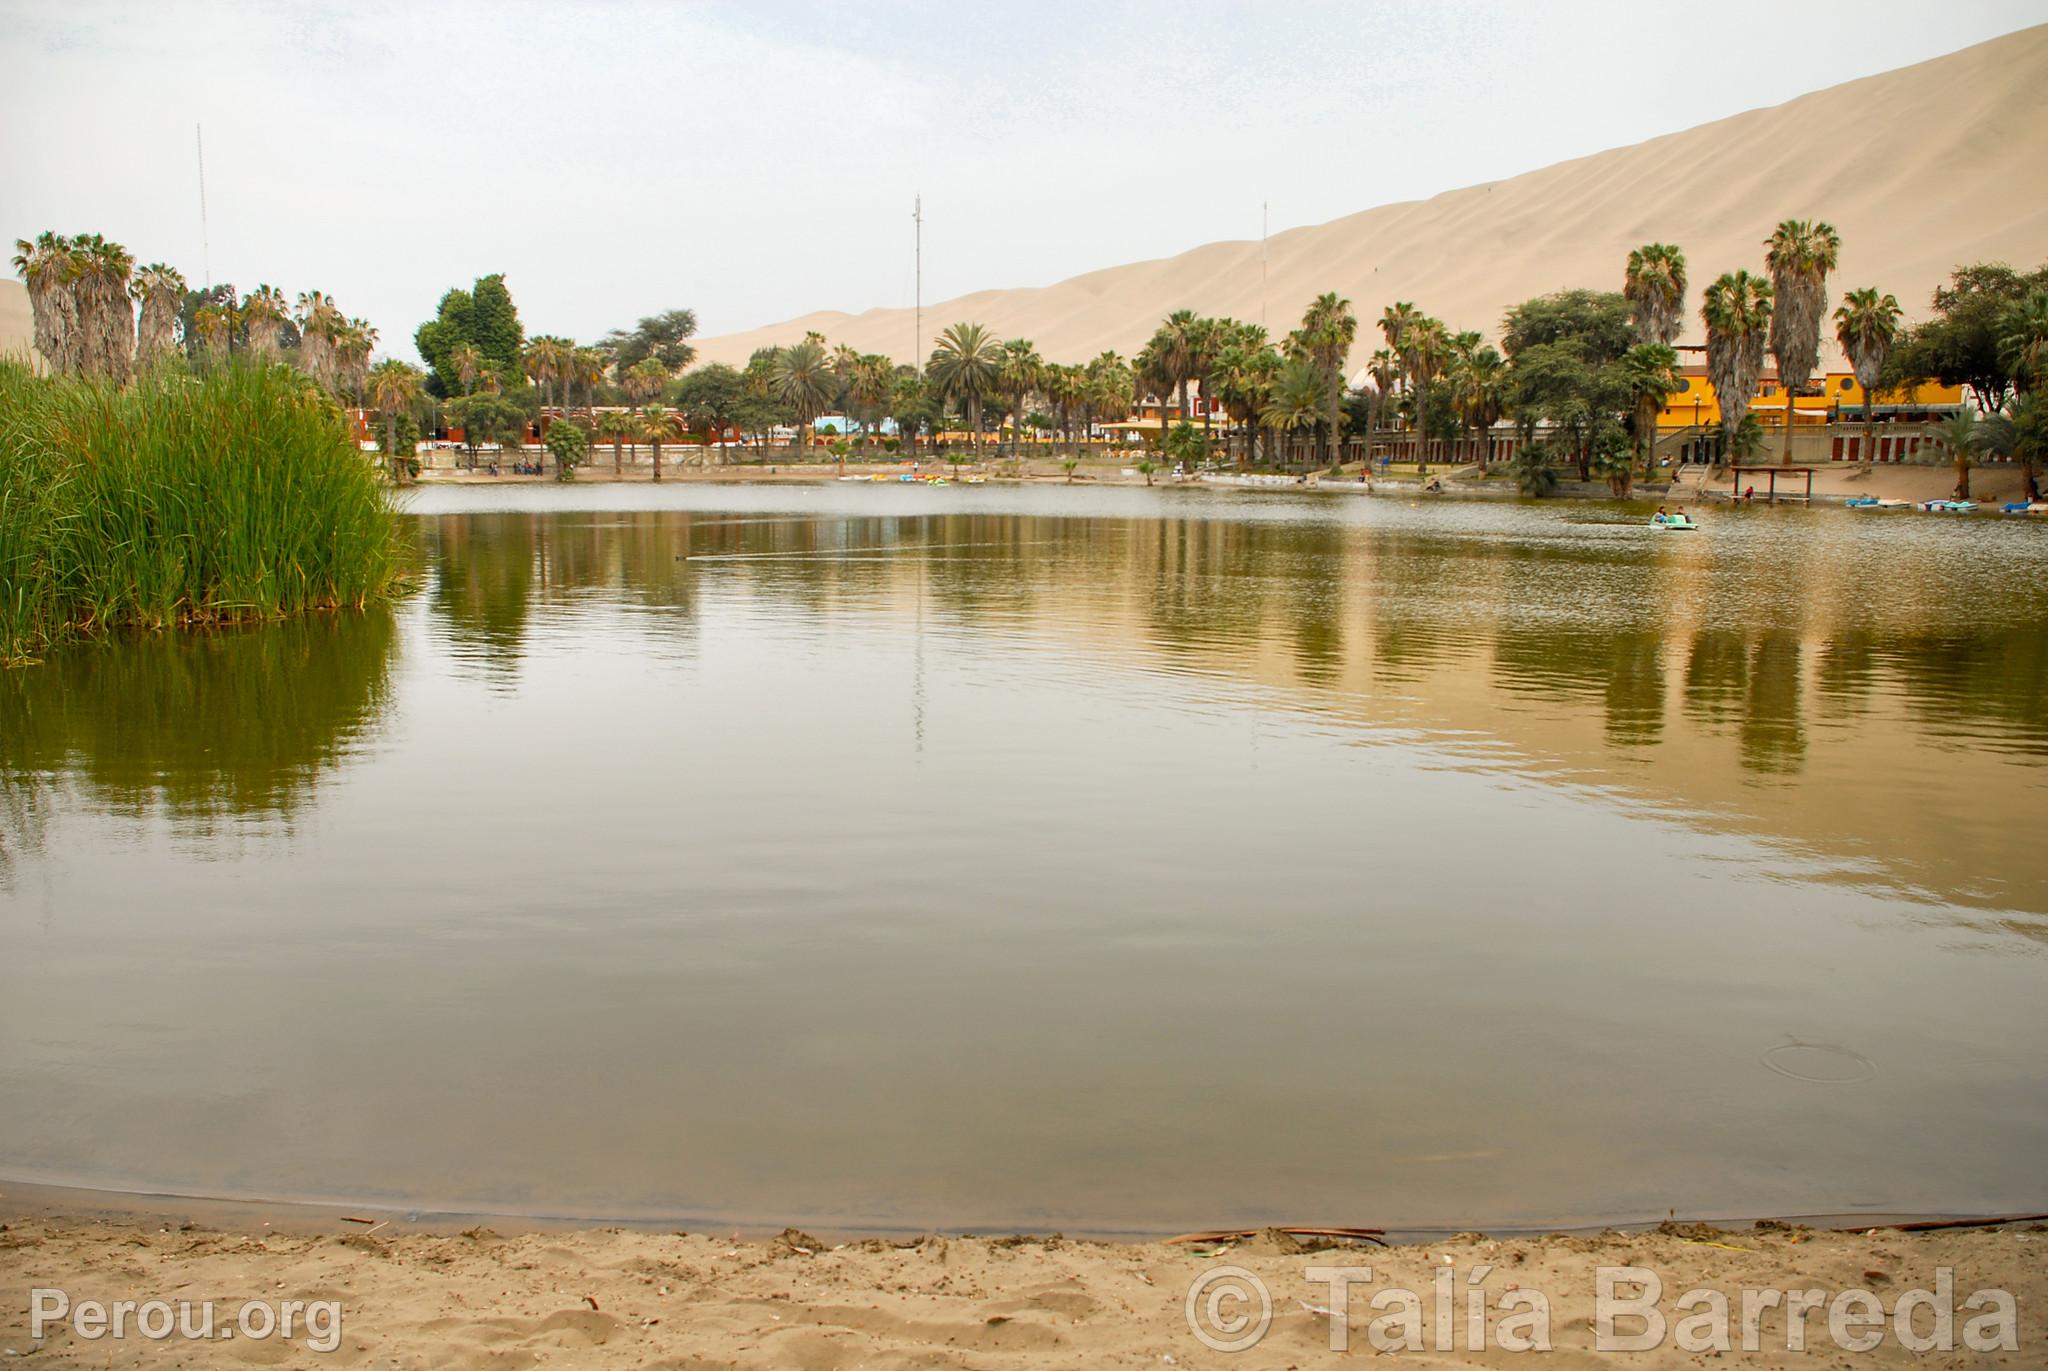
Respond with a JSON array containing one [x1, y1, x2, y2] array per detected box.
[[386, 413, 401, 484], [1862, 401, 1875, 472], [1781, 388, 1795, 465], [652, 439, 663, 481], [1955, 452, 1970, 501]]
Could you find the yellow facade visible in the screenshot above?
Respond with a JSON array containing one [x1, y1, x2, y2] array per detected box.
[[1656, 372, 1964, 429]]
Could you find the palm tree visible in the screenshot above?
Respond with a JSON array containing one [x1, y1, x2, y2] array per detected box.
[[1620, 343, 1682, 477], [339, 318, 377, 403], [1040, 363, 1087, 448], [367, 359, 424, 484], [1936, 410, 1981, 501], [997, 339, 1043, 458], [1395, 315, 1447, 470], [1189, 315, 1228, 449], [1133, 340, 1177, 456], [1378, 301, 1424, 460], [296, 289, 344, 391], [191, 302, 233, 366], [597, 409, 634, 473], [848, 353, 894, 441], [1981, 391, 2044, 501], [925, 323, 1002, 451], [637, 404, 683, 480], [12, 232, 79, 374], [1623, 244, 1688, 346], [66, 234, 135, 383], [1149, 310, 1204, 430], [1365, 348, 1400, 438], [624, 357, 668, 407], [1999, 290, 2048, 394], [241, 284, 288, 363], [525, 336, 573, 411], [771, 339, 837, 454], [1296, 292, 1357, 466], [1833, 287, 1903, 470], [1215, 326, 1281, 467], [571, 347, 607, 412], [450, 343, 484, 395], [1083, 351, 1134, 444], [1447, 338, 1510, 468], [1764, 219, 1841, 464], [130, 263, 186, 369], [1261, 358, 1327, 466], [1702, 271, 1774, 466]]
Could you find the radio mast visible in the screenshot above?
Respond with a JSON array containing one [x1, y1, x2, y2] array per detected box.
[[913, 194, 923, 375], [196, 124, 212, 289]]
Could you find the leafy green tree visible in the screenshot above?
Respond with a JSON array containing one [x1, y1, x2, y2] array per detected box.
[[602, 309, 699, 372], [469, 273, 524, 368], [445, 392, 530, 463], [673, 362, 746, 453], [416, 273, 524, 397], [1888, 262, 2048, 410], [545, 418, 589, 480]]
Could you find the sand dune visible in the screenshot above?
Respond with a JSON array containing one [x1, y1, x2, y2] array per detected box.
[[695, 25, 2048, 373], [0, 279, 32, 367]]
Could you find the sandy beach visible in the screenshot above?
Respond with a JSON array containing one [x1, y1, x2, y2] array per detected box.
[[1, 1194, 2040, 1368]]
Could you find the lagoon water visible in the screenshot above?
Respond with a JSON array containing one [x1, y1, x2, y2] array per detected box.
[[2, 484, 2045, 1234]]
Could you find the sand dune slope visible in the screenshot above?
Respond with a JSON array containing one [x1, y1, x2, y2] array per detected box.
[[695, 25, 2048, 371], [0, 280, 34, 367]]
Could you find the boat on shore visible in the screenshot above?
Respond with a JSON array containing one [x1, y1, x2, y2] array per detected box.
[[1920, 499, 1978, 513]]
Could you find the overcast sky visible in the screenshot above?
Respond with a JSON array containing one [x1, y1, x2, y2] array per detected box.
[[5, 0, 2043, 362]]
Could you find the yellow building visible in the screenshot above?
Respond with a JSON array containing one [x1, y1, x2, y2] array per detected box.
[[1657, 369, 1963, 429], [1657, 366, 1964, 463]]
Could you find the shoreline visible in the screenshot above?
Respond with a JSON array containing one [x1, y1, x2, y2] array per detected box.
[[409, 459, 2043, 508], [3, 1177, 2038, 1247], [2, 1191, 2040, 1366]]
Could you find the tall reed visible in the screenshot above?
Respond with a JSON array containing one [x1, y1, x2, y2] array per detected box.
[[0, 360, 408, 663]]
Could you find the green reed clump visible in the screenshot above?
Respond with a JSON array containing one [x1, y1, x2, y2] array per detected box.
[[0, 360, 408, 663]]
